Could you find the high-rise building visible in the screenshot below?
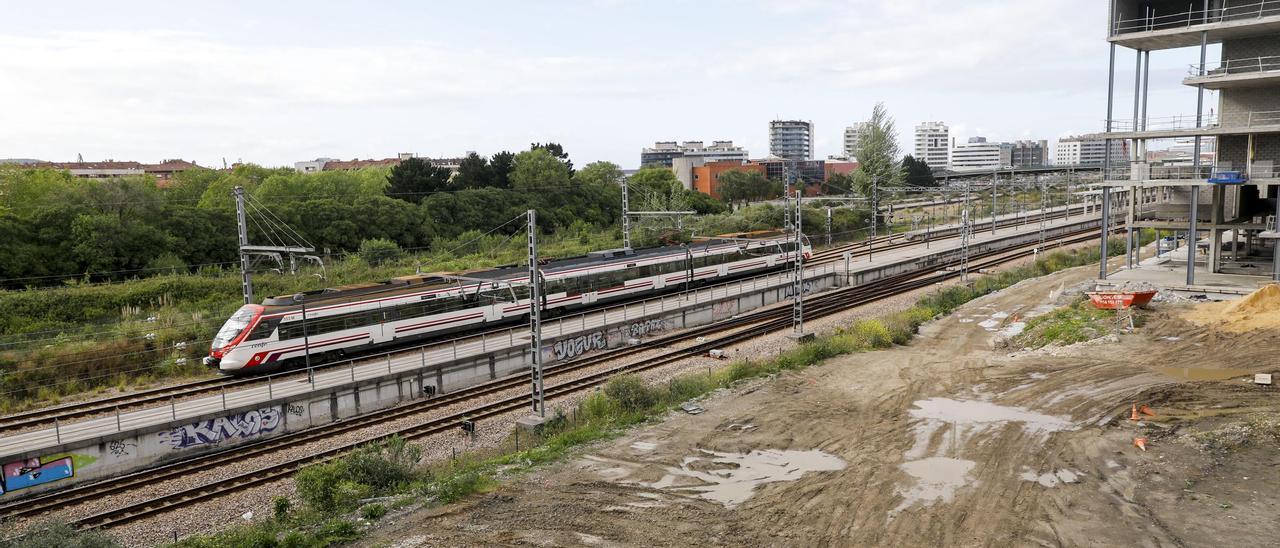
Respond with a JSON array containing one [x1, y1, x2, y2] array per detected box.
[[914, 122, 950, 169], [769, 120, 814, 161], [843, 122, 869, 160], [950, 137, 1003, 170], [640, 140, 748, 168], [1054, 137, 1127, 166], [1008, 140, 1049, 167], [1099, 2, 1280, 279]]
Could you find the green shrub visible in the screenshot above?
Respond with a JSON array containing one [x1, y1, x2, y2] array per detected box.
[[357, 238, 401, 266], [294, 460, 349, 513], [272, 496, 291, 522], [360, 503, 387, 521], [343, 436, 421, 491], [603, 375, 658, 413]]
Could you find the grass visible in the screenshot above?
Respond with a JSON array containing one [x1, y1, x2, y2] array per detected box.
[[1014, 299, 1124, 349]]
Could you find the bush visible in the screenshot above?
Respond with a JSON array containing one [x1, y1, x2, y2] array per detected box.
[[295, 460, 349, 513], [358, 238, 401, 266], [602, 375, 658, 414], [361, 503, 387, 521], [343, 436, 421, 491], [272, 496, 291, 522]]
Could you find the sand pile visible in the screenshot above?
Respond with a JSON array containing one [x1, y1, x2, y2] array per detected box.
[[1182, 283, 1280, 333]]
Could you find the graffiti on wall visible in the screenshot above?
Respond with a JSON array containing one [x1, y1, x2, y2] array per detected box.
[[158, 407, 282, 450], [781, 280, 817, 299], [549, 331, 607, 361], [1, 453, 96, 494], [712, 300, 737, 322], [544, 318, 675, 362]]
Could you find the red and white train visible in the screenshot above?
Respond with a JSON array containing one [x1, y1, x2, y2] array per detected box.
[[206, 235, 810, 374]]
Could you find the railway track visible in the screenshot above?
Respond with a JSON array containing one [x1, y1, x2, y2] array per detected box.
[[0, 225, 1105, 530], [0, 206, 1092, 434]]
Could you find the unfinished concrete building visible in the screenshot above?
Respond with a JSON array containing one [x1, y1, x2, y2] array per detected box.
[[1098, 0, 1280, 283]]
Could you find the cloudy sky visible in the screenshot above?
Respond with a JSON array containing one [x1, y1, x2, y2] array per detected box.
[[0, 0, 1216, 168]]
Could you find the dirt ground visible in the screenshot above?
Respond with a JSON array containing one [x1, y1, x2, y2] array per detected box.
[[360, 266, 1280, 548]]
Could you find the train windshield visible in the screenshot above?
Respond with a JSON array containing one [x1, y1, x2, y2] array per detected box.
[[212, 305, 259, 351]]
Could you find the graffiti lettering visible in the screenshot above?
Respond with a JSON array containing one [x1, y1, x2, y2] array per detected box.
[[625, 318, 666, 338], [712, 300, 737, 321], [550, 331, 607, 361], [158, 407, 282, 450], [2, 457, 74, 493], [287, 403, 304, 417], [108, 440, 136, 456], [782, 280, 817, 298]]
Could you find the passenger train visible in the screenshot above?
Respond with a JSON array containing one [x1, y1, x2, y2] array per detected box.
[[206, 234, 810, 374]]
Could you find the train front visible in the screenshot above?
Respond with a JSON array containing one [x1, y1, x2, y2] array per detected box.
[[204, 304, 264, 372]]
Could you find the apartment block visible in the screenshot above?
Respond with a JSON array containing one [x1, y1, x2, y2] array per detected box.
[[769, 120, 814, 161], [914, 122, 950, 170], [843, 122, 870, 160], [640, 141, 748, 168]]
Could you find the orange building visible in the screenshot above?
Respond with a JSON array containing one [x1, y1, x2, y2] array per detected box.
[[692, 161, 767, 200]]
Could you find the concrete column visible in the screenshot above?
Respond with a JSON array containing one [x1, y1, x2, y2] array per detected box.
[[1209, 185, 1224, 273]]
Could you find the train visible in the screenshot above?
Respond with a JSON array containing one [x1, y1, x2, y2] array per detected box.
[[205, 234, 811, 374]]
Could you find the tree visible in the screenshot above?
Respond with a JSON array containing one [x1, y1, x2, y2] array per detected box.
[[510, 148, 571, 192], [451, 152, 492, 189], [530, 142, 573, 173], [488, 151, 515, 189], [573, 161, 623, 187], [902, 154, 937, 188], [385, 158, 452, 204], [852, 102, 904, 197], [717, 170, 779, 208], [823, 172, 857, 196]]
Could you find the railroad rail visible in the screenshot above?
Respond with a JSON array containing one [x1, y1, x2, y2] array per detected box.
[[0, 225, 1105, 531], [0, 205, 1090, 435]]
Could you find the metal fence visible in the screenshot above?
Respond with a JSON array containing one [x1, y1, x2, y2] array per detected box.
[[1113, 0, 1280, 35], [1190, 55, 1280, 77]]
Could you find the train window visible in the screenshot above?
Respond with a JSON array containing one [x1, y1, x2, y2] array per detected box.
[[277, 322, 301, 340], [343, 312, 370, 329], [246, 318, 281, 341]]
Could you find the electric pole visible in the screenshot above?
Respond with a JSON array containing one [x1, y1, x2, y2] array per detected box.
[[621, 176, 632, 250], [527, 210, 544, 416], [791, 189, 807, 339], [234, 186, 253, 305]]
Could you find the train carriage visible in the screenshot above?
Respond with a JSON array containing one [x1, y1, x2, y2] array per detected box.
[[206, 235, 810, 374]]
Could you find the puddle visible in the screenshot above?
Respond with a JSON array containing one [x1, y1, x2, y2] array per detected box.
[[904, 398, 1076, 459], [894, 457, 976, 513], [978, 319, 1001, 329], [1029, 372, 1049, 380], [958, 318, 974, 323], [630, 441, 658, 452], [1000, 322, 1027, 337], [1105, 460, 1120, 469], [639, 449, 845, 508], [1019, 468, 1083, 488], [990, 311, 1010, 320], [908, 398, 1076, 434], [1155, 367, 1252, 381]]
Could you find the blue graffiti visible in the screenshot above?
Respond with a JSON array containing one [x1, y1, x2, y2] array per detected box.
[[2, 457, 74, 491]]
